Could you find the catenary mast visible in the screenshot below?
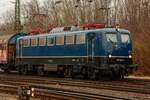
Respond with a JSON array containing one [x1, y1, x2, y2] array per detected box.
[[14, 0, 22, 32]]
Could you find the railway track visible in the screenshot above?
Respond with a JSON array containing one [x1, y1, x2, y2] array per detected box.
[[0, 82, 130, 100], [0, 74, 150, 95], [0, 73, 150, 99]]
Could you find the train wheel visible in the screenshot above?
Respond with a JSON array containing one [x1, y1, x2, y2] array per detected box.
[[81, 67, 88, 79], [4, 69, 10, 73], [110, 73, 116, 80], [117, 70, 124, 80], [64, 66, 72, 78], [18, 67, 22, 75], [110, 68, 116, 80], [21, 67, 28, 75], [110, 69, 124, 80], [37, 68, 45, 76], [88, 68, 96, 80], [96, 71, 102, 80]]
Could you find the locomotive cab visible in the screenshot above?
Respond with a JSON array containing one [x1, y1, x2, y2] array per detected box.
[[105, 30, 132, 58], [103, 28, 137, 79]]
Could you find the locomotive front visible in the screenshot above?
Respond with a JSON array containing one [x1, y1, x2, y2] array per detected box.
[[103, 28, 137, 79]]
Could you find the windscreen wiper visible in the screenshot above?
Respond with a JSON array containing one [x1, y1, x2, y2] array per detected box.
[[109, 38, 117, 48], [109, 38, 115, 44], [124, 39, 129, 44]]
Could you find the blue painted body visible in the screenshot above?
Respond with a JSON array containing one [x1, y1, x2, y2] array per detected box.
[[8, 33, 27, 44], [16, 28, 132, 61]]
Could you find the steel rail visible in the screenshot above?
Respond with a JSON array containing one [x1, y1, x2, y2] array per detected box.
[[35, 87, 131, 100], [0, 77, 150, 95], [0, 83, 131, 100], [0, 74, 150, 95]]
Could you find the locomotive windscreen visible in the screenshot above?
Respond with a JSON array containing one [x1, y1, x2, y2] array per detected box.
[[120, 33, 130, 43], [106, 33, 117, 43]]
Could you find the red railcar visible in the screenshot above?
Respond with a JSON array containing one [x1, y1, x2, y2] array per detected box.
[[0, 33, 26, 71], [0, 35, 11, 66]]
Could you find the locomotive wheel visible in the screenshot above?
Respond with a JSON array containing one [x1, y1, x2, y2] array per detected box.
[[37, 68, 45, 76], [4, 69, 10, 73], [88, 68, 96, 80], [82, 67, 88, 79], [117, 70, 124, 80], [18, 67, 22, 75], [110, 69, 124, 80], [64, 67, 72, 78], [96, 71, 102, 80], [21, 67, 28, 75]]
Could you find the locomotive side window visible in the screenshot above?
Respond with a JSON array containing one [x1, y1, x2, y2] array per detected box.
[[47, 36, 55, 46], [31, 38, 37, 46], [121, 34, 130, 43], [39, 37, 46, 46], [23, 39, 29, 47], [66, 35, 74, 44], [56, 35, 64, 45], [106, 33, 117, 43], [76, 34, 85, 44]]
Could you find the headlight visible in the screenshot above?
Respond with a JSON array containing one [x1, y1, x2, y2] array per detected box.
[[129, 55, 132, 58], [108, 54, 112, 58]]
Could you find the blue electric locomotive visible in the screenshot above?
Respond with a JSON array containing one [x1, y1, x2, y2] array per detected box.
[[15, 27, 137, 79]]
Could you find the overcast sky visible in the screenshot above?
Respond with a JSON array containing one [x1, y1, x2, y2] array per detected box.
[[0, 0, 44, 23], [0, 0, 15, 17], [0, 0, 16, 23]]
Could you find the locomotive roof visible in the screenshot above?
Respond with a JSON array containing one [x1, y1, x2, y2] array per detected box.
[[0, 33, 26, 44], [19, 28, 130, 39]]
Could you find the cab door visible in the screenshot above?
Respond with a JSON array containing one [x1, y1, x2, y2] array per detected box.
[[87, 33, 96, 61]]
